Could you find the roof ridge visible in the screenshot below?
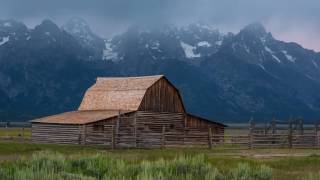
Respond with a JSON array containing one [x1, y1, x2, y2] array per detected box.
[[96, 75, 164, 80]]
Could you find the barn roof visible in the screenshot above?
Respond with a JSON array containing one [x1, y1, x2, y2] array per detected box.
[[31, 110, 134, 125], [187, 113, 227, 127], [78, 75, 164, 111]]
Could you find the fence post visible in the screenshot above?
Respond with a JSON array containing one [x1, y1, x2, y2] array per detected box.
[[248, 118, 254, 149], [208, 127, 212, 149], [78, 125, 81, 145], [271, 118, 276, 135], [134, 113, 137, 148], [299, 118, 304, 135], [112, 125, 116, 149], [161, 125, 166, 149], [315, 123, 319, 148], [83, 125, 87, 145], [288, 118, 293, 148]]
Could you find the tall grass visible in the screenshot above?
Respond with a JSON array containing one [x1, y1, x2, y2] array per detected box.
[[0, 151, 273, 180]]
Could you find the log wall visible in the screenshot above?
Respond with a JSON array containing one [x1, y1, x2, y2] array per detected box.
[[31, 123, 81, 144], [31, 111, 226, 148]]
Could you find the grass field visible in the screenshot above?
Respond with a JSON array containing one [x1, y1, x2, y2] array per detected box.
[[0, 142, 319, 179]]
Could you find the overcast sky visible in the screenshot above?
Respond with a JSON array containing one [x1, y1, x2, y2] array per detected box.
[[0, 0, 319, 51]]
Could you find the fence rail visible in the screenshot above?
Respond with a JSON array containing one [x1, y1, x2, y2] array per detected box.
[[81, 125, 320, 149], [2, 120, 320, 149]]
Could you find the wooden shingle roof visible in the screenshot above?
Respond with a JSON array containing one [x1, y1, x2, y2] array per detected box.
[[31, 110, 133, 124], [78, 75, 164, 111]]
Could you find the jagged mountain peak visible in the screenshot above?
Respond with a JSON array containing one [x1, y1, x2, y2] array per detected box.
[[62, 17, 92, 36], [0, 19, 28, 32], [239, 22, 273, 40], [186, 22, 220, 34], [62, 17, 105, 60], [242, 22, 267, 33], [34, 19, 61, 35]]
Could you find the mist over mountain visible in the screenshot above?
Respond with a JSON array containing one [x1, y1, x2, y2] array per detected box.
[[0, 18, 320, 122]]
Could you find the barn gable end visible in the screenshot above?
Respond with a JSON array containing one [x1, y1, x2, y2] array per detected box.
[[138, 77, 185, 113]]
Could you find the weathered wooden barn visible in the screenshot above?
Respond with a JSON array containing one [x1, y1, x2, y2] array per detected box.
[[31, 75, 226, 148]]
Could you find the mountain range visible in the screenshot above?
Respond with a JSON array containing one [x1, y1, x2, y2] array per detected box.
[[1, 17, 320, 123]]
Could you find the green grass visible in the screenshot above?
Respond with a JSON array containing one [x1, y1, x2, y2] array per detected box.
[[0, 142, 319, 179], [0, 151, 272, 180], [0, 128, 31, 138]]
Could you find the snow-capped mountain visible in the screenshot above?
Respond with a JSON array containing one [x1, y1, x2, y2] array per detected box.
[[62, 17, 105, 60], [0, 19, 320, 122]]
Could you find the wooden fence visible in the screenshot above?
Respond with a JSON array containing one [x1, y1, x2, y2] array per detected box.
[[2, 119, 320, 149], [82, 124, 320, 149]]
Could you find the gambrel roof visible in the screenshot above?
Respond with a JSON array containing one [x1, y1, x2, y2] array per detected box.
[[78, 75, 165, 111]]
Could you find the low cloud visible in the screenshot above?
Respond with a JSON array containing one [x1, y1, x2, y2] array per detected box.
[[0, 0, 319, 50]]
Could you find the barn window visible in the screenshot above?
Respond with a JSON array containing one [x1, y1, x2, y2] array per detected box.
[[169, 124, 175, 130], [93, 124, 104, 132]]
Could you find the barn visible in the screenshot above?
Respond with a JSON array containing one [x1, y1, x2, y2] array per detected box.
[[31, 75, 226, 148]]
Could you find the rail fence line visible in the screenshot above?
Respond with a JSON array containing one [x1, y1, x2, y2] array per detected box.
[[1, 119, 320, 149]]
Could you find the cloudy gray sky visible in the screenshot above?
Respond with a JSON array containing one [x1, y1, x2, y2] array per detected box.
[[0, 0, 319, 51]]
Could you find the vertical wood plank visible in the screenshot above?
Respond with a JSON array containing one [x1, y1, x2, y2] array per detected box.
[[249, 118, 254, 149], [134, 113, 137, 148], [83, 125, 87, 145], [208, 127, 212, 149], [315, 123, 319, 148], [78, 125, 81, 145], [288, 118, 293, 148], [112, 125, 116, 149], [161, 125, 165, 149]]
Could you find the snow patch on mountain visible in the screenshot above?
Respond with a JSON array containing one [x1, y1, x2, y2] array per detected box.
[[4, 22, 11, 27], [281, 50, 296, 62], [265, 46, 281, 63], [197, 41, 211, 47], [180, 41, 200, 58], [312, 61, 318, 68], [102, 40, 118, 61], [215, 40, 223, 46], [0, 36, 9, 46], [258, 64, 266, 71]]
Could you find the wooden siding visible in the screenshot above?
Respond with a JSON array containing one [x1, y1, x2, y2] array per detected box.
[[135, 111, 185, 148], [31, 111, 225, 148], [31, 123, 81, 144], [139, 78, 185, 113], [186, 115, 225, 135]]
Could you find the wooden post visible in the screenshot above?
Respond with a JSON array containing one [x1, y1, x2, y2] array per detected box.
[[117, 110, 121, 133], [78, 125, 81, 145], [184, 115, 187, 146], [134, 113, 137, 148], [208, 127, 212, 149], [315, 123, 319, 148], [161, 125, 165, 149], [271, 118, 276, 135], [112, 125, 116, 149], [264, 122, 267, 135], [288, 118, 293, 148], [248, 118, 254, 149], [83, 125, 87, 145], [299, 118, 304, 135]]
